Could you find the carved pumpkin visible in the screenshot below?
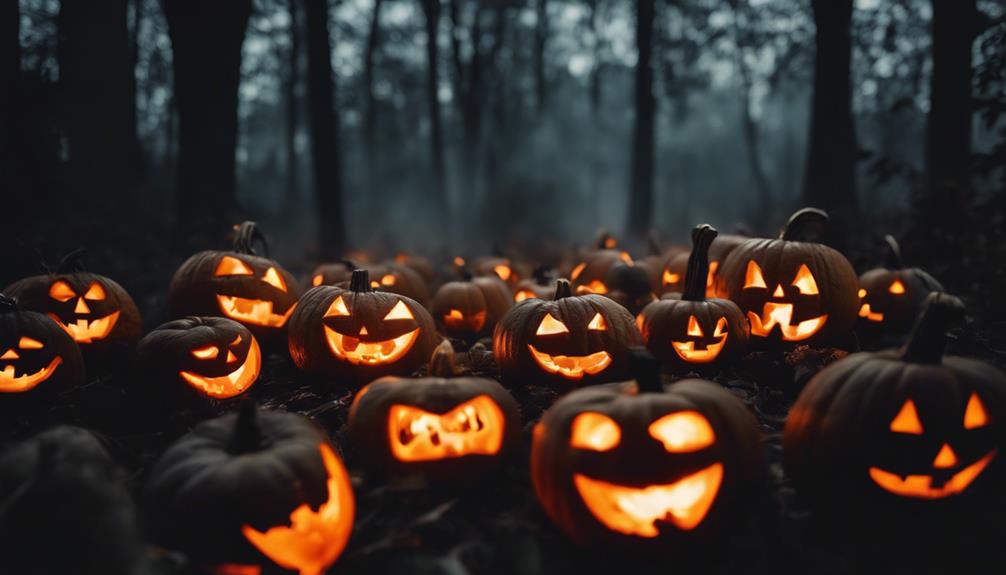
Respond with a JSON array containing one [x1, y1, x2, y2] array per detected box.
[[785, 293, 1006, 509], [347, 341, 520, 480], [657, 233, 747, 297], [4, 250, 141, 364], [513, 266, 560, 303], [493, 279, 642, 387], [532, 349, 761, 549], [471, 255, 527, 289], [603, 260, 657, 316], [143, 403, 355, 575], [0, 294, 85, 395], [638, 226, 749, 366], [716, 208, 859, 348], [569, 248, 634, 296], [858, 235, 944, 346], [430, 272, 513, 340], [311, 259, 430, 307], [638, 232, 688, 294], [169, 222, 301, 346], [137, 317, 261, 401], [289, 269, 440, 385]]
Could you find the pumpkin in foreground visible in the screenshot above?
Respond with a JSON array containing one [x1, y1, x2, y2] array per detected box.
[[0, 293, 85, 395]]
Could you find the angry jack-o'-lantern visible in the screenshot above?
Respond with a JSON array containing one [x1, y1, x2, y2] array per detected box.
[[288, 269, 440, 385], [143, 403, 355, 575], [531, 350, 761, 549], [137, 317, 261, 400], [493, 279, 642, 388], [569, 248, 634, 296], [638, 226, 749, 367], [0, 294, 85, 395], [513, 267, 560, 303], [716, 208, 858, 348], [431, 272, 512, 340], [785, 293, 1006, 509], [169, 222, 301, 346], [347, 341, 520, 480], [311, 259, 430, 307]]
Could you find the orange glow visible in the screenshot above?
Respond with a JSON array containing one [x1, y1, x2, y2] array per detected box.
[[686, 316, 703, 337], [49, 281, 75, 302], [19, 337, 44, 349], [672, 317, 729, 363], [889, 279, 906, 295], [324, 326, 419, 366], [49, 311, 121, 344], [744, 261, 766, 289], [791, 264, 819, 295], [447, 309, 463, 319], [514, 289, 537, 302], [443, 309, 486, 333], [0, 355, 62, 393], [528, 345, 612, 380], [747, 303, 826, 341], [216, 296, 295, 328], [74, 297, 91, 314], [216, 256, 254, 276], [312, 274, 324, 287], [636, 313, 646, 333], [387, 395, 505, 461], [83, 282, 107, 300], [242, 444, 355, 575], [262, 267, 287, 292], [859, 303, 884, 322], [180, 337, 261, 399], [191, 345, 219, 359], [889, 400, 924, 434], [619, 252, 633, 264], [964, 393, 989, 429], [326, 296, 350, 317], [662, 270, 681, 286], [383, 300, 414, 320], [577, 281, 608, 295], [536, 313, 569, 335], [648, 412, 715, 452], [932, 444, 958, 469], [0, 349, 16, 360], [493, 265, 512, 281], [604, 237, 617, 249], [570, 412, 621, 451], [869, 451, 996, 499], [454, 256, 466, 267], [380, 274, 397, 286], [858, 288, 867, 298], [570, 263, 586, 281], [213, 565, 260, 575], [587, 312, 607, 331], [574, 463, 723, 536]]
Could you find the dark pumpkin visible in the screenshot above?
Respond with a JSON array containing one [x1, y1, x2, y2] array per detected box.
[[312, 259, 430, 307], [638, 232, 688, 294], [513, 266, 560, 303], [394, 252, 435, 286], [603, 260, 657, 316], [0, 293, 85, 396], [430, 272, 512, 340]]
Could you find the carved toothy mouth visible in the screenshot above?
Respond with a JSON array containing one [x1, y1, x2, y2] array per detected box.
[[49, 311, 120, 344], [670, 337, 727, 363], [528, 345, 612, 380], [217, 296, 295, 328], [859, 303, 884, 322], [869, 451, 996, 499], [324, 326, 419, 365], [388, 395, 506, 461], [0, 357, 63, 393], [748, 303, 827, 341], [179, 339, 262, 399]]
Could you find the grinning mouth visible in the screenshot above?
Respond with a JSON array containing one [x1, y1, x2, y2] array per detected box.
[[179, 338, 261, 399], [0, 357, 63, 393], [528, 345, 612, 380], [671, 337, 727, 363], [217, 296, 295, 328], [859, 303, 884, 322], [869, 451, 996, 499], [324, 326, 419, 366], [574, 463, 723, 537], [49, 312, 120, 344], [443, 310, 487, 333], [748, 303, 827, 341], [388, 395, 506, 461]]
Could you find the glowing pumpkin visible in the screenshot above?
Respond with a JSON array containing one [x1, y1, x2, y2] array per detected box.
[[569, 240, 634, 296], [513, 266, 559, 303], [472, 255, 527, 289], [657, 233, 747, 297], [0, 293, 85, 395], [431, 272, 513, 340], [311, 259, 430, 307]]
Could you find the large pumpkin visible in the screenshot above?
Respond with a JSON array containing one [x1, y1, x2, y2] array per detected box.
[[168, 222, 301, 346], [143, 403, 355, 574], [0, 293, 85, 395], [716, 208, 859, 348], [531, 349, 761, 549], [288, 269, 440, 386], [311, 259, 430, 307], [785, 293, 1006, 509], [493, 279, 642, 388], [430, 272, 512, 340]]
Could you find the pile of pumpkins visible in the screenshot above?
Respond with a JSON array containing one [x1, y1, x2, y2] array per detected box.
[[1, 212, 1003, 574]]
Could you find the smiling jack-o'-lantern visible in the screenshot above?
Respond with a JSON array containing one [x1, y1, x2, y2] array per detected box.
[[431, 272, 512, 340], [531, 349, 761, 549], [785, 293, 1006, 509], [143, 403, 355, 575], [638, 226, 749, 366], [311, 259, 430, 307], [347, 341, 520, 480], [716, 208, 859, 348], [137, 317, 261, 401], [494, 279, 642, 388], [169, 222, 301, 346], [0, 294, 85, 395], [289, 269, 440, 385]]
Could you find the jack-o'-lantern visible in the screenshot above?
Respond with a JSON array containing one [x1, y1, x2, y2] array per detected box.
[[169, 222, 301, 346], [137, 317, 261, 401], [347, 341, 520, 480], [716, 208, 858, 348], [312, 259, 430, 307], [143, 403, 355, 575], [570, 248, 634, 296], [431, 272, 512, 340], [288, 269, 440, 385], [0, 294, 85, 395], [513, 267, 559, 303], [638, 232, 688, 294], [785, 293, 1006, 510], [638, 226, 749, 367], [857, 235, 944, 346], [604, 261, 657, 316], [532, 349, 761, 549], [472, 255, 527, 289], [657, 233, 747, 297], [493, 279, 642, 388], [4, 250, 142, 365]]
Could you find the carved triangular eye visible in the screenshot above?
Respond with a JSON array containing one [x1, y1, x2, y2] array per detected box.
[[889, 279, 906, 295], [649, 411, 715, 452], [662, 269, 681, 286], [890, 400, 924, 434], [964, 393, 989, 429], [325, 296, 350, 317], [49, 281, 76, 302], [262, 267, 287, 292], [536, 313, 569, 335], [713, 317, 728, 337], [493, 265, 512, 281], [744, 261, 767, 289], [231, 335, 242, 346], [18, 337, 44, 350], [570, 412, 621, 451], [191, 346, 219, 360], [687, 316, 704, 337], [216, 256, 254, 276], [384, 300, 414, 320], [792, 264, 819, 295], [587, 313, 607, 331], [83, 282, 106, 300]]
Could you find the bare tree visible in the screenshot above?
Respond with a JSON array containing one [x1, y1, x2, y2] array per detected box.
[[419, 0, 448, 213], [628, 0, 656, 236], [534, 0, 549, 113], [282, 0, 302, 217]]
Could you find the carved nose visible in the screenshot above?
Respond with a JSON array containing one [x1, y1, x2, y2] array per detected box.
[[772, 285, 785, 298], [75, 298, 91, 314], [1, 349, 18, 360], [359, 326, 369, 336], [933, 444, 958, 469]]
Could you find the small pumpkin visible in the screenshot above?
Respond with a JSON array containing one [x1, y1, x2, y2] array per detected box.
[[136, 317, 261, 401], [394, 252, 435, 286], [785, 293, 1006, 508], [312, 259, 430, 307], [143, 403, 355, 575], [638, 232, 688, 294], [531, 349, 761, 549], [657, 232, 747, 297], [603, 260, 656, 316], [716, 208, 859, 348], [347, 341, 520, 480], [0, 293, 85, 395], [169, 222, 301, 345], [288, 269, 440, 385], [471, 255, 527, 289], [638, 225, 749, 366], [513, 266, 560, 303], [430, 271, 512, 340], [569, 246, 634, 296], [493, 279, 642, 387]]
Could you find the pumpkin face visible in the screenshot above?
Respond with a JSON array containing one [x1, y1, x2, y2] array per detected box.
[[289, 269, 440, 385], [471, 256, 526, 289], [312, 259, 430, 307], [716, 209, 858, 347], [143, 405, 355, 574], [431, 274, 513, 340], [531, 353, 761, 549], [494, 280, 642, 387], [137, 317, 261, 400], [569, 249, 634, 296], [785, 294, 1006, 509], [0, 294, 85, 394]]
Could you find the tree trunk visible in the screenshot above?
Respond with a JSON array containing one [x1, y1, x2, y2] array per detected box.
[[283, 0, 302, 217], [305, 0, 346, 258], [163, 0, 251, 236], [627, 0, 655, 236], [802, 0, 856, 225], [533, 0, 548, 113], [420, 0, 448, 214], [587, 0, 602, 226], [1, 0, 19, 184], [362, 0, 384, 160], [128, 0, 144, 184], [587, 0, 601, 119]]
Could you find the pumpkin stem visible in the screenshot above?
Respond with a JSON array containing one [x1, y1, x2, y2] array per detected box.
[[780, 208, 829, 242], [55, 248, 88, 274], [647, 230, 663, 256], [553, 279, 573, 300], [232, 221, 269, 257], [629, 347, 663, 393], [350, 269, 372, 292], [227, 400, 264, 454], [884, 235, 906, 269], [0, 293, 18, 313], [428, 340, 460, 377], [682, 224, 718, 301], [901, 293, 965, 364]]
